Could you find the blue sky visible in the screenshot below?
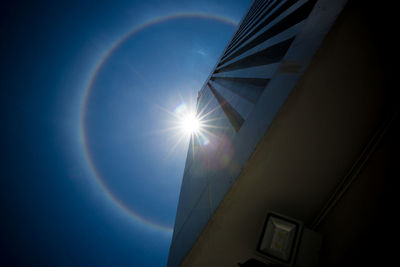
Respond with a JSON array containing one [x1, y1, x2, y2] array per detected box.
[[1, 0, 251, 266]]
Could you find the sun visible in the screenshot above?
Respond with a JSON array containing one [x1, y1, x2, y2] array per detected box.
[[158, 99, 217, 157], [180, 112, 201, 135]]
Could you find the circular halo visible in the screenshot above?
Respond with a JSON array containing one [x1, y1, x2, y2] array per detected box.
[[80, 13, 237, 233]]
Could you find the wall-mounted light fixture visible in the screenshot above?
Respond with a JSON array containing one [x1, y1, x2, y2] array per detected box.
[[257, 212, 303, 265]]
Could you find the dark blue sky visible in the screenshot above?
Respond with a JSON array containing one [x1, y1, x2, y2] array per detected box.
[[1, 0, 251, 266]]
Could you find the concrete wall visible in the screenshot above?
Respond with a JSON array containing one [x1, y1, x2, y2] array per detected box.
[[168, 0, 356, 265], [173, 0, 398, 266]]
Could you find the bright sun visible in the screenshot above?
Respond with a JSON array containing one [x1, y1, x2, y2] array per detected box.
[[163, 101, 211, 155], [180, 113, 201, 135]]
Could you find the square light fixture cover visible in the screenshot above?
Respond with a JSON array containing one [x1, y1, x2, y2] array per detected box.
[[257, 213, 300, 262]]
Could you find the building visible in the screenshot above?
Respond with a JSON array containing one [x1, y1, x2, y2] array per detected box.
[[168, 0, 398, 266]]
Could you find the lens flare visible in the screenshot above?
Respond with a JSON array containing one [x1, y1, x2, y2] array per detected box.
[[155, 88, 231, 160]]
